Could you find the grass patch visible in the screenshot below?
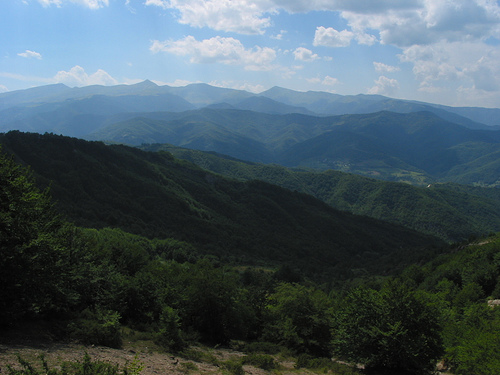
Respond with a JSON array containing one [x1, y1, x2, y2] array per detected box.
[[4, 352, 143, 375]]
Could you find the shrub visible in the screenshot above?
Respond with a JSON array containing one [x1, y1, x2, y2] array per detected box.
[[67, 308, 122, 348], [222, 359, 244, 375], [5, 353, 140, 375], [154, 306, 185, 351], [242, 353, 277, 370]]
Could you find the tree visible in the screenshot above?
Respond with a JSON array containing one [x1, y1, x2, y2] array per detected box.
[[0, 148, 72, 322], [180, 259, 249, 344], [333, 280, 443, 374], [264, 283, 333, 356]]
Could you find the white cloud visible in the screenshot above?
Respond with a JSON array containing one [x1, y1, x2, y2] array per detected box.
[[209, 80, 266, 93], [368, 75, 399, 95], [125, 0, 136, 13], [151, 36, 277, 71], [322, 76, 339, 86], [306, 77, 321, 84], [373, 62, 400, 73], [342, 0, 500, 48], [313, 26, 354, 47], [18, 50, 42, 59], [293, 47, 319, 61], [455, 84, 500, 107], [144, 0, 169, 9], [0, 85, 8, 93], [398, 41, 500, 93], [271, 30, 287, 40], [53, 66, 118, 86], [38, 0, 109, 8], [146, 0, 272, 34], [143, 0, 500, 54], [142, 0, 423, 35]]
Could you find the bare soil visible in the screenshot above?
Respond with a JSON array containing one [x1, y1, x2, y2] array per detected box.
[[0, 328, 309, 375]]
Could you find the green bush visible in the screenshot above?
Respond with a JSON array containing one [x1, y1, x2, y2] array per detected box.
[[222, 359, 244, 375], [67, 308, 122, 348], [5, 353, 141, 375], [241, 353, 277, 370], [154, 306, 185, 351]]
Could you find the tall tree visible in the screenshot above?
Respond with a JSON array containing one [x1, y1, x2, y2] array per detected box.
[[0, 148, 72, 322]]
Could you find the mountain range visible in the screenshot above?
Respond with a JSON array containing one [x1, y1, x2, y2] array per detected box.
[[1, 81, 499, 186]]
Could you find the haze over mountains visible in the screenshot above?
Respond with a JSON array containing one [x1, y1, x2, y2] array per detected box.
[[1, 81, 499, 187]]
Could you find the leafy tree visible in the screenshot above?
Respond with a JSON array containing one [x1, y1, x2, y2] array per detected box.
[[180, 259, 249, 344], [333, 280, 443, 373], [0, 147, 73, 322], [446, 303, 500, 375], [264, 283, 333, 356]]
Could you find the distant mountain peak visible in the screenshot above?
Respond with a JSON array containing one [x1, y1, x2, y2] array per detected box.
[[261, 86, 299, 95], [134, 79, 158, 88]]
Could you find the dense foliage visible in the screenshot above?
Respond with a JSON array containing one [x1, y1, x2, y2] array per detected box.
[[0, 147, 73, 321], [2, 136, 500, 374], [0, 131, 442, 282], [146, 143, 500, 242], [333, 281, 443, 373]]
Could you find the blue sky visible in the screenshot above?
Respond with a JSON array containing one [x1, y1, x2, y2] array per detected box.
[[2, 0, 500, 107]]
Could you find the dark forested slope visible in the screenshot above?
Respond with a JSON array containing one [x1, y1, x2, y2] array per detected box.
[[0, 131, 442, 280], [142, 144, 500, 243]]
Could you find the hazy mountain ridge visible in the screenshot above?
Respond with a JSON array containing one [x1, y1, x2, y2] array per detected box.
[[1, 80, 499, 128], [93, 109, 500, 186], [1, 81, 499, 185]]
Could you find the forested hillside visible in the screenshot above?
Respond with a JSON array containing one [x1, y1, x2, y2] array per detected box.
[[2, 82, 500, 374], [90, 110, 500, 185], [0, 131, 441, 282], [142, 144, 500, 243], [2, 139, 500, 374]]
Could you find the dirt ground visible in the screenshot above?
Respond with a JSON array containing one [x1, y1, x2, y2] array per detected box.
[[0, 332, 309, 375]]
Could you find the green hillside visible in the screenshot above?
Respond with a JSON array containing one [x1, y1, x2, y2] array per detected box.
[[143, 144, 500, 243], [90, 109, 500, 186], [396, 233, 500, 374], [0, 131, 442, 281]]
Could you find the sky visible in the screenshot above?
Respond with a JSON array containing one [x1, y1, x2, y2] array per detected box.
[[2, 0, 500, 108]]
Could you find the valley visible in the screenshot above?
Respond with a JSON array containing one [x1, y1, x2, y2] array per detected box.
[[1, 82, 500, 375]]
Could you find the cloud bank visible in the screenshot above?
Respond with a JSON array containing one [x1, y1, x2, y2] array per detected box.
[[151, 36, 277, 71]]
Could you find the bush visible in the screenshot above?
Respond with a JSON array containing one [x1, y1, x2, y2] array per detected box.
[[222, 359, 244, 375], [154, 306, 185, 351], [67, 308, 122, 348], [242, 353, 277, 370], [5, 352, 141, 375]]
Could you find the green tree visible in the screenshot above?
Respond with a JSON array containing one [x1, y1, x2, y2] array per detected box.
[[446, 303, 500, 375], [333, 280, 443, 373], [181, 259, 249, 344], [0, 148, 73, 322], [264, 283, 333, 356]]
